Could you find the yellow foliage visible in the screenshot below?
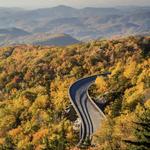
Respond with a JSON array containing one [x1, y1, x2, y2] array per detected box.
[[17, 137, 30, 150], [39, 111, 49, 122], [110, 62, 123, 77], [123, 60, 137, 78], [137, 69, 150, 84], [135, 104, 146, 116], [0, 36, 149, 149], [113, 113, 136, 140], [66, 132, 73, 140], [35, 95, 48, 108], [66, 123, 74, 140], [93, 119, 115, 149], [144, 99, 150, 108], [138, 82, 145, 93], [29, 95, 49, 114], [13, 97, 31, 110], [95, 77, 108, 93], [0, 115, 16, 130], [51, 78, 75, 110], [124, 82, 145, 104]]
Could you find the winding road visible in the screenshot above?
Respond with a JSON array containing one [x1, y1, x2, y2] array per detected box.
[[69, 74, 108, 145]]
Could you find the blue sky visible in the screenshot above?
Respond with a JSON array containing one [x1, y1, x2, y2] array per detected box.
[[0, 0, 150, 9]]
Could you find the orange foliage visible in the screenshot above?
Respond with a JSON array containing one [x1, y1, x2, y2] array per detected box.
[[33, 129, 49, 142], [8, 127, 22, 137]]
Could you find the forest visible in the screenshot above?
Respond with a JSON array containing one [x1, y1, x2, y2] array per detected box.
[[0, 35, 149, 150]]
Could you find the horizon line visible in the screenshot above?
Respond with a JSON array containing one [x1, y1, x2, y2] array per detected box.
[[0, 4, 150, 10]]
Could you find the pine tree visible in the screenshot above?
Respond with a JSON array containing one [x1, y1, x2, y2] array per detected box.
[[125, 106, 150, 150]]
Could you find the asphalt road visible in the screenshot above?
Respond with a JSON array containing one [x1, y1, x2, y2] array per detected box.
[[69, 74, 107, 145]]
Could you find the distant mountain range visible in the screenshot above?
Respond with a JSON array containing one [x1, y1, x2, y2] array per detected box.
[[0, 5, 150, 46], [0, 27, 30, 36], [0, 30, 79, 46]]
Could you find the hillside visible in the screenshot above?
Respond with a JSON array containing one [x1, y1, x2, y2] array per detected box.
[[0, 6, 149, 42], [0, 35, 149, 149], [32, 34, 80, 46], [0, 27, 29, 36], [0, 33, 80, 46]]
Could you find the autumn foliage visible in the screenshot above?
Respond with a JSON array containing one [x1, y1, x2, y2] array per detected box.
[[0, 35, 149, 149]]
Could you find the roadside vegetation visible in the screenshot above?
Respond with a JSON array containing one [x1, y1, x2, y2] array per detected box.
[[0, 36, 149, 149]]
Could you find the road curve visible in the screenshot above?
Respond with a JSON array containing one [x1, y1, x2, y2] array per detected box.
[[69, 74, 107, 145]]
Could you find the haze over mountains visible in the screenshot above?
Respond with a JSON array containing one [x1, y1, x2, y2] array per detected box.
[[0, 5, 150, 46]]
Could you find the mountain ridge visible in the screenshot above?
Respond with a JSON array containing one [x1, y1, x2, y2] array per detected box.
[[0, 32, 80, 46], [0, 5, 149, 44]]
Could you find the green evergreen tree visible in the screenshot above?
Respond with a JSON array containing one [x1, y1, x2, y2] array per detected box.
[[125, 106, 150, 150]]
